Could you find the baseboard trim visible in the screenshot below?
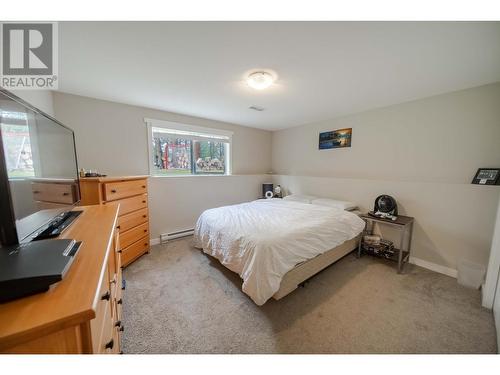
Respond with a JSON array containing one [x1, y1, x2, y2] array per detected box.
[[409, 256, 458, 278], [150, 236, 196, 245]]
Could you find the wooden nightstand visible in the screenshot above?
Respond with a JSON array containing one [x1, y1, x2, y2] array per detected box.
[[357, 213, 414, 273]]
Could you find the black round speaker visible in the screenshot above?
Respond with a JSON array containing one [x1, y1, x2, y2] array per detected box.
[[262, 183, 273, 198], [374, 195, 398, 215]]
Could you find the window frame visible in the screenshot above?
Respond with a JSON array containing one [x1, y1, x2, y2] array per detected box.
[[145, 118, 233, 177], [0, 109, 42, 180]]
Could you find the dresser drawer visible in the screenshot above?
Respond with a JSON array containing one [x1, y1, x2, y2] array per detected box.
[[116, 262, 123, 294], [121, 236, 149, 266], [107, 194, 148, 216], [116, 250, 122, 273], [120, 222, 149, 249], [32, 182, 78, 204], [108, 241, 118, 276], [112, 230, 121, 272], [117, 208, 148, 233], [112, 324, 121, 354], [103, 179, 147, 201], [108, 255, 118, 303], [113, 292, 123, 331], [96, 315, 115, 354], [116, 297, 123, 323], [90, 271, 113, 351]]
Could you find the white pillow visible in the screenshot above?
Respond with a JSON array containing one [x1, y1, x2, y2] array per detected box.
[[310, 198, 357, 211], [282, 194, 317, 204]]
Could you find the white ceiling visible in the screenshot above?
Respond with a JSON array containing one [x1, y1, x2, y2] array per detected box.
[[58, 22, 500, 131]]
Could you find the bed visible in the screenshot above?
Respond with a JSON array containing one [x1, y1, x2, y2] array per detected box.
[[194, 198, 365, 305]]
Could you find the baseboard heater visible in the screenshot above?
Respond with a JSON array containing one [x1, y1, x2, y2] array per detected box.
[[160, 228, 194, 244]]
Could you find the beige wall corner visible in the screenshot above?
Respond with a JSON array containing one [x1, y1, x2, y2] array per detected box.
[[271, 83, 500, 272], [51, 92, 273, 237]]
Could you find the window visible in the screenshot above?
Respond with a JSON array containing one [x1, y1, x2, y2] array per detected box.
[[0, 110, 36, 178], [146, 118, 232, 176]]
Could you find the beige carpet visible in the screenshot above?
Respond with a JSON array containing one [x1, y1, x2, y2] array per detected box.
[[121, 238, 497, 354]]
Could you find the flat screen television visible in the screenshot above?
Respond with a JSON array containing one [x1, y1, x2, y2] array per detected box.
[[0, 89, 80, 247]]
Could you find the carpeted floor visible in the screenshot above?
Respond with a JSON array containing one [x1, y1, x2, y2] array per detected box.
[[121, 238, 497, 354]]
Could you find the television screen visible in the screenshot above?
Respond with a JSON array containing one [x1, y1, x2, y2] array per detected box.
[[0, 90, 80, 245]]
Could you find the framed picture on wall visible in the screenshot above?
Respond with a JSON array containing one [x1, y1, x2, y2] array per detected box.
[[319, 128, 352, 149]]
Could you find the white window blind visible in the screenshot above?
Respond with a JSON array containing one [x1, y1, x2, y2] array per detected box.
[[150, 126, 231, 143]]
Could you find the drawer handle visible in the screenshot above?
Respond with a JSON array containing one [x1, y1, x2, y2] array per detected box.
[[101, 291, 111, 301], [111, 189, 117, 193], [144, 229, 148, 233], [117, 225, 121, 229], [142, 200, 146, 203], [115, 320, 122, 328], [33, 190, 40, 194], [142, 185, 146, 188], [105, 339, 114, 350], [117, 298, 123, 305], [144, 242, 148, 246], [117, 249, 122, 254], [62, 192, 69, 196], [143, 215, 147, 218]]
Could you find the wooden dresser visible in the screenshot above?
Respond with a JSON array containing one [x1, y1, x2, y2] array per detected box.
[[0, 205, 124, 354], [31, 178, 79, 207], [79, 176, 150, 267]]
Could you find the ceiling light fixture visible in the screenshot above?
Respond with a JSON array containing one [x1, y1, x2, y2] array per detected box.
[[246, 71, 275, 90]]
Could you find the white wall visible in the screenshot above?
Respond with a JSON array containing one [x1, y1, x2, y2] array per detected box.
[[273, 175, 498, 274], [10, 90, 55, 116], [272, 83, 500, 272], [52, 92, 273, 238], [148, 174, 271, 236]]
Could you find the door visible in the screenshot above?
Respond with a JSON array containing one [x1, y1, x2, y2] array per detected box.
[[494, 265, 500, 353]]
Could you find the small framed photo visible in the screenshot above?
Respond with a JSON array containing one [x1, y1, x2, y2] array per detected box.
[[471, 168, 500, 185], [319, 128, 352, 150]]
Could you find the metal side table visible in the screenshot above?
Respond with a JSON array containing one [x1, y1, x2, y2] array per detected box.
[[357, 213, 414, 273]]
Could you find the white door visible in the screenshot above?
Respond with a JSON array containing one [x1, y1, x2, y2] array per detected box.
[[494, 266, 500, 353]]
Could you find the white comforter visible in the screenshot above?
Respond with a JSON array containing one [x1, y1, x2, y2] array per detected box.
[[194, 199, 365, 305]]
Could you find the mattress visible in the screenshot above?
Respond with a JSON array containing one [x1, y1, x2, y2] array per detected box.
[[194, 199, 365, 305]]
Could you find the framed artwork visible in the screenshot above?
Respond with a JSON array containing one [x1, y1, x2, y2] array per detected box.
[[471, 168, 500, 185], [319, 128, 352, 149]]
